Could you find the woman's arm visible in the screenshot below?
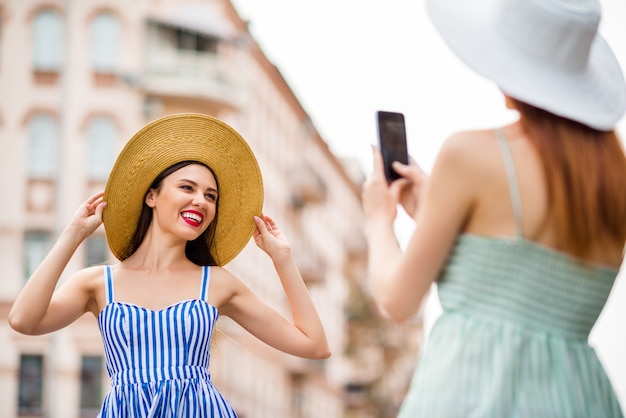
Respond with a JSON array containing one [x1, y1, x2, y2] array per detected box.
[[8, 192, 106, 335], [363, 134, 478, 323], [219, 215, 330, 360]]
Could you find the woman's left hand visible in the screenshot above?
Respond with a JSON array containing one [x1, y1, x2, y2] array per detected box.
[[392, 158, 428, 219], [362, 146, 405, 227], [362, 147, 427, 227], [253, 214, 291, 258]]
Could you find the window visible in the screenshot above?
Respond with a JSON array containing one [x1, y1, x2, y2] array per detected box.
[[85, 116, 116, 181], [150, 22, 218, 54], [24, 231, 50, 281], [290, 372, 304, 417], [27, 113, 58, 179], [85, 235, 109, 266], [33, 9, 63, 71], [18, 355, 44, 416], [176, 28, 218, 53], [0, 9, 3, 71], [80, 356, 103, 415], [91, 13, 120, 73]]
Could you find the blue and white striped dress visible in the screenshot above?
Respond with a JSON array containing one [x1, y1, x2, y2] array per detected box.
[[97, 265, 237, 417]]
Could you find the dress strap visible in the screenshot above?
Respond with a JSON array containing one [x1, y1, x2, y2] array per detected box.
[[495, 128, 524, 238], [199, 266, 211, 301], [103, 265, 115, 304]]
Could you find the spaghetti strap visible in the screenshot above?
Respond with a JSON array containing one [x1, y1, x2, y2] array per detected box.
[[199, 266, 211, 301], [495, 129, 524, 238], [103, 265, 114, 304]]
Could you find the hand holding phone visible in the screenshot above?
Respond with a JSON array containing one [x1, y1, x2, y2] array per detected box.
[[377, 111, 409, 182]]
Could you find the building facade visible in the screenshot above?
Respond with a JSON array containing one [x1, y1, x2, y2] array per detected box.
[[0, 1, 421, 417]]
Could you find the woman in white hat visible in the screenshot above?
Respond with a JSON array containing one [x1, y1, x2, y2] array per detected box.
[[362, 0, 625, 416], [9, 114, 330, 417]]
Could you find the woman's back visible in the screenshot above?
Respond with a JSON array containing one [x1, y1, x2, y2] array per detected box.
[[460, 120, 624, 268]]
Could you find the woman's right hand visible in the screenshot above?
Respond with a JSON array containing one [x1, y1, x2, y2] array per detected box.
[[390, 158, 428, 219], [67, 192, 107, 239], [9, 192, 107, 335]]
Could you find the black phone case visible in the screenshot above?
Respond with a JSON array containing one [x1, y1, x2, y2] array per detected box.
[[377, 111, 408, 182]]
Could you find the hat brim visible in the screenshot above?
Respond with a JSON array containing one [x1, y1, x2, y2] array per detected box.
[[426, 0, 626, 130], [103, 113, 264, 266]]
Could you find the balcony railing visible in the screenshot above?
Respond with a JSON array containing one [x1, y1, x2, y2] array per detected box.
[[143, 49, 242, 106]]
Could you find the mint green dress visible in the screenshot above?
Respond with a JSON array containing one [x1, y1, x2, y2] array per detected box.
[[398, 130, 624, 417]]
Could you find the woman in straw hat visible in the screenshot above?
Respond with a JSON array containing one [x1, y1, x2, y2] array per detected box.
[[362, 0, 625, 416], [9, 113, 330, 417]]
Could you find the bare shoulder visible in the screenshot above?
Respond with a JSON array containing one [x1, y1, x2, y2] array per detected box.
[[70, 265, 109, 307], [434, 128, 503, 179], [53, 265, 108, 316], [207, 266, 249, 309], [69, 265, 106, 290], [209, 265, 237, 282], [440, 129, 499, 162], [210, 266, 247, 293]]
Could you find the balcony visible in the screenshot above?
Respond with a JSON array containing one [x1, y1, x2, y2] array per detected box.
[[143, 20, 243, 109]]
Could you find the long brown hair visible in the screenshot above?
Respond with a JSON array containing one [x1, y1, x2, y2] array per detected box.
[[129, 161, 219, 266], [510, 98, 626, 260]]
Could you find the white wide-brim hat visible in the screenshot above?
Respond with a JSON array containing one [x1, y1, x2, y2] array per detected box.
[[426, 0, 626, 131]]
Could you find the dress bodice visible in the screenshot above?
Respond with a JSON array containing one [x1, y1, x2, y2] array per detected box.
[[96, 265, 237, 418]]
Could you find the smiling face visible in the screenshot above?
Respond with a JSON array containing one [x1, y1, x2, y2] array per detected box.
[[145, 163, 219, 243]]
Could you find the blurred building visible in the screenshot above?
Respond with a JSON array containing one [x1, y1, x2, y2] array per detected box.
[[0, 0, 421, 417]]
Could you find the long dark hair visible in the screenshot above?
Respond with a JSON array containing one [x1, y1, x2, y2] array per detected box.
[[129, 161, 219, 266]]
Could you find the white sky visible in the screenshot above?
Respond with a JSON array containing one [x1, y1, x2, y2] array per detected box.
[[231, 0, 626, 405]]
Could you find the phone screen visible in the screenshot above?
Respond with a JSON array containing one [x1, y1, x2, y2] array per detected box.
[[377, 111, 408, 182]]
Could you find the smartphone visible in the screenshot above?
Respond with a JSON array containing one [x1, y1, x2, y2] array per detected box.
[[377, 111, 409, 182]]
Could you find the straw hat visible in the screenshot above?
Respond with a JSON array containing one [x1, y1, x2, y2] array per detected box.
[[103, 113, 264, 266], [426, 0, 626, 130]]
